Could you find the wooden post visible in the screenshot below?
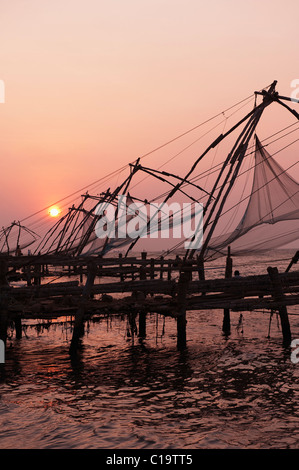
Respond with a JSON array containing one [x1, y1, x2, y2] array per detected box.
[[225, 246, 233, 279], [138, 311, 146, 338], [197, 254, 206, 297], [150, 258, 155, 279], [139, 264, 146, 281], [176, 269, 190, 350], [0, 258, 8, 286], [160, 256, 164, 279], [33, 263, 41, 286], [69, 261, 97, 355], [223, 246, 232, 335], [24, 264, 32, 286], [119, 253, 124, 281], [128, 312, 137, 337], [0, 294, 8, 348], [197, 254, 205, 281], [285, 250, 299, 273], [79, 265, 83, 284], [131, 263, 135, 281], [98, 255, 103, 278], [167, 262, 172, 281], [14, 316, 22, 339], [267, 266, 292, 346]]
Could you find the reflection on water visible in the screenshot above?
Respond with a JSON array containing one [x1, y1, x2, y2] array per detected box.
[[1, 308, 299, 449], [0, 252, 299, 449]]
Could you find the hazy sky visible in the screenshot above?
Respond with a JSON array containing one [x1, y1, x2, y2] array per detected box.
[[0, 0, 299, 225]]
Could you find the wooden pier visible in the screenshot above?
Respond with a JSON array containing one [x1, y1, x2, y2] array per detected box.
[[0, 250, 298, 354]]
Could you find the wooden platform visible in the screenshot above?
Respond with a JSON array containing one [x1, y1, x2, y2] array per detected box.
[[0, 252, 297, 352]]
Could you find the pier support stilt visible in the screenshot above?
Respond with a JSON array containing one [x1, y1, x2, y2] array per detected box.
[[0, 296, 8, 347], [177, 311, 187, 350], [14, 316, 22, 339], [160, 256, 164, 280], [176, 269, 190, 350], [0, 259, 9, 353], [138, 311, 146, 338], [222, 309, 230, 334], [267, 266, 292, 347], [222, 246, 232, 335], [69, 261, 97, 355]]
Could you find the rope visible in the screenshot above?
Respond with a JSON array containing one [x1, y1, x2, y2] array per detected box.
[[16, 92, 257, 226]]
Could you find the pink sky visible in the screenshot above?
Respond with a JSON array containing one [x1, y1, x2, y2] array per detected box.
[[0, 0, 299, 227]]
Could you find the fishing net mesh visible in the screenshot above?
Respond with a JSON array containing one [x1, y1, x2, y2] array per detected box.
[[205, 135, 299, 259]]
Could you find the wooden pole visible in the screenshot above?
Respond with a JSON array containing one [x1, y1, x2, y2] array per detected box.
[[79, 265, 83, 284], [33, 264, 41, 286], [267, 266, 292, 346], [25, 264, 32, 286], [167, 262, 172, 281], [197, 254, 205, 281], [0, 258, 8, 287], [0, 294, 8, 348], [223, 246, 232, 335], [150, 258, 155, 279], [138, 311, 146, 338], [0, 259, 9, 349], [176, 269, 190, 350], [69, 261, 97, 355], [160, 256, 164, 280], [119, 253, 124, 281], [139, 264, 146, 281], [285, 250, 299, 273], [14, 315, 22, 339]]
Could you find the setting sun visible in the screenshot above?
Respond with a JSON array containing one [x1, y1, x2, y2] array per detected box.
[[49, 207, 60, 217]]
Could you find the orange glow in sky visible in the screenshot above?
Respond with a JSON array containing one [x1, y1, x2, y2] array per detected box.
[[0, 0, 299, 227]]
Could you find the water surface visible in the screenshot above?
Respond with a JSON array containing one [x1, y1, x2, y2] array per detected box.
[[0, 252, 299, 449]]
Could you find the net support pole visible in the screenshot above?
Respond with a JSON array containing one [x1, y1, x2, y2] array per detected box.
[[176, 267, 192, 350], [69, 261, 97, 355], [0, 293, 8, 352], [267, 266, 292, 347], [138, 311, 146, 338], [285, 251, 299, 273], [14, 315, 22, 339], [222, 246, 232, 335]]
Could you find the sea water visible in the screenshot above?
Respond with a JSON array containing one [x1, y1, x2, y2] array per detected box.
[[0, 251, 299, 449]]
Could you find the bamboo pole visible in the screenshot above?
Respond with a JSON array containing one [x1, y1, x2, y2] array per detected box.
[[138, 311, 146, 338], [223, 246, 232, 335], [0, 294, 8, 348], [176, 269, 191, 350], [69, 261, 97, 355], [267, 266, 292, 346], [14, 316, 22, 339]]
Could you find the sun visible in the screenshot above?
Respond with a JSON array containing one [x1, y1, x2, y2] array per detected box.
[[49, 207, 60, 217]]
